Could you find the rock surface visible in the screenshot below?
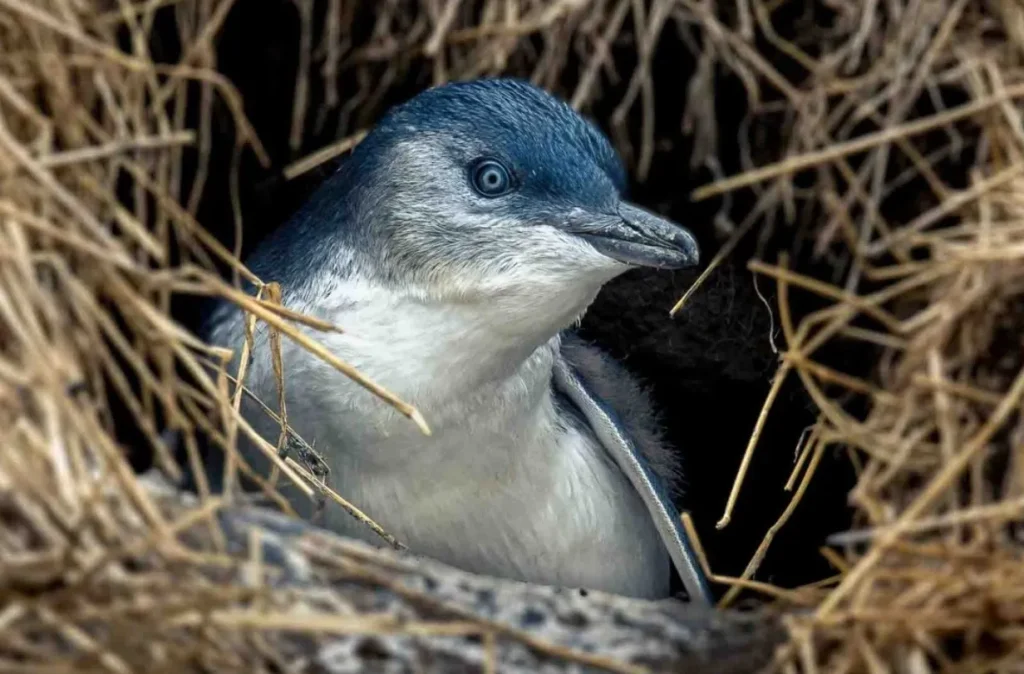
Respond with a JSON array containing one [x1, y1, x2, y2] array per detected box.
[[200, 502, 785, 673]]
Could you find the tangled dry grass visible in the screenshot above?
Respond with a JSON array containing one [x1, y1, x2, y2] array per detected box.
[[678, 1, 1024, 670], [3, 0, 1024, 672]]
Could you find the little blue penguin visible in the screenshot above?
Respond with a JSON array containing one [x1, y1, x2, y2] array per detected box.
[[200, 77, 712, 603]]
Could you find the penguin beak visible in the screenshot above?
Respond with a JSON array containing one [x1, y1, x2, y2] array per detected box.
[[565, 203, 700, 270]]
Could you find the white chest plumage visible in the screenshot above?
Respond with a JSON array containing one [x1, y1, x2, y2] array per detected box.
[[210, 276, 670, 599]]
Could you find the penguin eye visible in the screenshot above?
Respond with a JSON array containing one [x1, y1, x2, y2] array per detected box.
[[470, 159, 513, 197]]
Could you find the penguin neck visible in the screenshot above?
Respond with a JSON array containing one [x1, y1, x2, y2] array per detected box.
[[305, 270, 593, 408]]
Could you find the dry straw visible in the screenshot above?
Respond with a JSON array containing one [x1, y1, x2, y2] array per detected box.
[[674, 0, 1024, 669], [2, 0, 1024, 672]]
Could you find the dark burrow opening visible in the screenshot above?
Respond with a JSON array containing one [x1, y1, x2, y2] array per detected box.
[[117, 0, 871, 602]]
